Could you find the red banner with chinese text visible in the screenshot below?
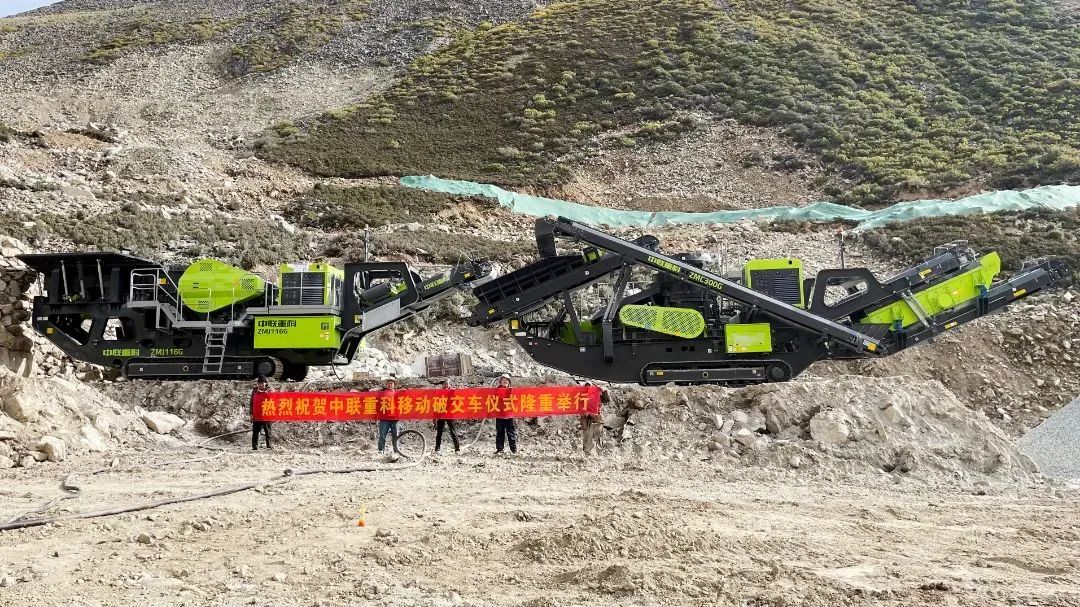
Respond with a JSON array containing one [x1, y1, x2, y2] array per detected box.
[[251, 386, 600, 422]]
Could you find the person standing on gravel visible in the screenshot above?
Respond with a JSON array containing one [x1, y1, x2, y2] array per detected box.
[[250, 375, 272, 451], [434, 379, 460, 454], [494, 374, 517, 455], [580, 381, 609, 456], [377, 376, 400, 454]]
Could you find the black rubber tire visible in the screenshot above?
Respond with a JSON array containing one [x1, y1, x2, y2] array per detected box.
[[767, 364, 790, 382], [392, 429, 426, 459], [255, 360, 275, 378]]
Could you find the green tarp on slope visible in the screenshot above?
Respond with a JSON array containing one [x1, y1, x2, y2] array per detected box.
[[399, 175, 1080, 231]]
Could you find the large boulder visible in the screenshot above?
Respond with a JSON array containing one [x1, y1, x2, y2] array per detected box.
[[2, 391, 39, 422], [80, 425, 108, 452], [36, 435, 67, 462], [809, 413, 851, 445], [140, 410, 186, 434]]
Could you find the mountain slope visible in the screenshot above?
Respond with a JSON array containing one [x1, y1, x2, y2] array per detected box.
[[258, 0, 1080, 205]]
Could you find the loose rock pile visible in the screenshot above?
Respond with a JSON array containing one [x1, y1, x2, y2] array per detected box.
[[0, 235, 97, 379], [0, 366, 147, 469], [825, 291, 1080, 437], [1019, 393, 1080, 485], [610, 376, 1038, 481], [0, 236, 38, 376], [108, 371, 1044, 483]]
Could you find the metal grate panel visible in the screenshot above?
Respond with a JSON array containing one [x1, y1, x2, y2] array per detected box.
[[619, 305, 705, 338], [749, 269, 801, 306]]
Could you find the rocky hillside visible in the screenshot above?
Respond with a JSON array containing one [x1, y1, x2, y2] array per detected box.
[[0, 1, 1077, 225]]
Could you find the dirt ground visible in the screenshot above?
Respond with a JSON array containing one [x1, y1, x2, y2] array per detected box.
[[2, 431, 1078, 607]]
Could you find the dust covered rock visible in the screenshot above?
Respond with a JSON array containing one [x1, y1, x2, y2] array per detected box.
[[0, 366, 145, 466], [821, 293, 1080, 437], [139, 409, 186, 435], [609, 376, 1037, 480]]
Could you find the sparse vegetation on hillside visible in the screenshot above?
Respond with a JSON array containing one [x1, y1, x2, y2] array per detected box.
[[326, 229, 532, 265], [0, 21, 29, 62], [283, 183, 460, 229], [84, 14, 242, 63], [0, 122, 14, 143], [223, 0, 368, 77], [260, 0, 1080, 204], [0, 206, 310, 266], [83, 0, 367, 75], [861, 208, 1080, 285]]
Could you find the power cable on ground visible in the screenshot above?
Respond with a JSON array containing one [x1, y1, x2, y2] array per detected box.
[[0, 431, 427, 532]]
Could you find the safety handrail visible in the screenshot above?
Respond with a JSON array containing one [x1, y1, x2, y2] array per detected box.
[[128, 267, 281, 329]]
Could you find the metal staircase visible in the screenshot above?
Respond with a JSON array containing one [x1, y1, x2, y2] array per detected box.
[[203, 326, 229, 375]]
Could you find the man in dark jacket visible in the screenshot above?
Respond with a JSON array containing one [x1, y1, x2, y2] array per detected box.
[[377, 377, 400, 454], [494, 374, 517, 455], [434, 379, 460, 453], [250, 375, 272, 450]]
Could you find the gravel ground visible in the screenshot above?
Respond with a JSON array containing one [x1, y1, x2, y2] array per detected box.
[[1, 444, 1079, 606], [1020, 394, 1080, 485]]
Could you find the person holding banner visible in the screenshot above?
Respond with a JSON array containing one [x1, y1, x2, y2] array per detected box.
[[434, 379, 461, 454], [494, 374, 517, 455], [580, 381, 610, 455], [250, 376, 272, 451], [377, 376, 400, 454]]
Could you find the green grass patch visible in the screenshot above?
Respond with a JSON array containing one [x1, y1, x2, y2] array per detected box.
[[283, 183, 461, 229], [260, 0, 1080, 204], [860, 208, 1080, 285], [223, 0, 367, 77], [0, 206, 310, 267]]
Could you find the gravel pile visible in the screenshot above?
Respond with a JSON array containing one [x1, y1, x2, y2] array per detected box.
[[1019, 393, 1080, 484]]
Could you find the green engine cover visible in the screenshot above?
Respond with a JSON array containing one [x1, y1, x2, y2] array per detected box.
[[619, 305, 705, 338], [861, 252, 1001, 328], [178, 259, 265, 314], [743, 258, 805, 308], [725, 323, 773, 354]]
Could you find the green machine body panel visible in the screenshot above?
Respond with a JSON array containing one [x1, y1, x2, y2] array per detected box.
[[558, 319, 600, 346], [619, 304, 705, 338], [253, 315, 341, 350], [725, 323, 773, 354], [277, 262, 345, 307], [743, 258, 805, 308], [861, 253, 1001, 328], [178, 259, 265, 314]]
